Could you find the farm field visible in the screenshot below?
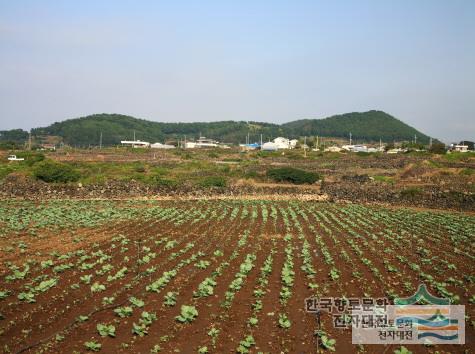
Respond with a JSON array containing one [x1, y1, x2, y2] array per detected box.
[[0, 199, 473, 353]]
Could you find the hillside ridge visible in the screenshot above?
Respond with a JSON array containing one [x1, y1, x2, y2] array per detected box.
[[1, 110, 432, 146]]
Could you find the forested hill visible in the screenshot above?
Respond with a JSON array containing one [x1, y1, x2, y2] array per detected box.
[[282, 111, 430, 143], [31, 115, 283, 146], [1, 110, 432, 146]]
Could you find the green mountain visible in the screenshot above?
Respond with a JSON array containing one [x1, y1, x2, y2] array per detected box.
[[1, 110, 432, 146], [29, 114, 282, 146], [282, 111, 431, 143]]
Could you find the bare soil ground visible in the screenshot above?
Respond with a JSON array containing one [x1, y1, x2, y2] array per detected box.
[[0, 200, 473, 353]]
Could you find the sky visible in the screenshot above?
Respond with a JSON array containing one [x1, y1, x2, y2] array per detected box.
[[0, 1, 474, 142]]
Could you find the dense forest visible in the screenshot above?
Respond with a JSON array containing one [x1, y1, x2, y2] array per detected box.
[[282, 111, 430, 143], [1, 110, 432, 146], [0, 129, 29, 142]]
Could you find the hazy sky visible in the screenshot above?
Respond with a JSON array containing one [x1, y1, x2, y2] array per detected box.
[[1, 1, 474, 142]]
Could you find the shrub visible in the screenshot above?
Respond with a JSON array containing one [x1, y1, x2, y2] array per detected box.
[[267, 167, 320, 184], [15, 151, 45, 166], [285, 152, 305, 160], [0, 141, 21, 150], [384, 143, 395, 151], [460, 168, 474, 176], [219, 165, 231, 174], [173, 150, 192, 159], [0, 166, 13, 181], [244, 170, 259, 179], [199, 176, 227, 188], [400, 187, 423, 199], [428, 143, 446, 154], [134, 164, 146, 173], [256, 151, 280, 158], [373, 175, 394, 184], [149, 175, 178, 187], [33, 160, 80, 183]]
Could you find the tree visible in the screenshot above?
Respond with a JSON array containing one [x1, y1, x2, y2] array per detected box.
[[428, 142, 446, 154], [33, 160, 80, 183], [384, 143, 395, 152], [267, 167, 320, 184], [459, 141, 474, 150]]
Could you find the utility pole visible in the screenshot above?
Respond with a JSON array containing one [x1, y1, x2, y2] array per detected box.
[[184, 135, 187, 149], [430, 137, 432, 148], [133, 130, 136, 141], [349, 132, 352, 145], [304, 136, 307, 158], [99, 131, 102, 149], [28, 130, 32, 150], [260, 134, 263, 147]]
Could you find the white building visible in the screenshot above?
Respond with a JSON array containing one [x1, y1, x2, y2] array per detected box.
[[289, 139, 299, 148], [261, 142, 278, 151], [342, 144, 368, 152], [273, 137, 290, 149], [353, 146, 368, 152], [120, 140, 150, 148], [386, 148, 406, 154], [151, 143, 175, 149], [324, 146, 343, 152], [271, 137, 298, 149], [186, 137, 219, 148], [453, 144, 469, 152]]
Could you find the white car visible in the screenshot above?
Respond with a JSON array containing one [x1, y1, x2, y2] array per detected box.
[[7, 155, 24, 161]]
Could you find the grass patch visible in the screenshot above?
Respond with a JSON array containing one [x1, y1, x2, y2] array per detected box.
[[0, 164, 18, 180], [460, 168, 474, 176], [321, 152, 342, 160], [443, 152, 475, 162], [198, 176, 227, 188], [243, 170, 259, 179], [373, 175, 395, 184], [147, 175, 179, 187], [256, 151, 281, 158], [427, 160, 443, 168]]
